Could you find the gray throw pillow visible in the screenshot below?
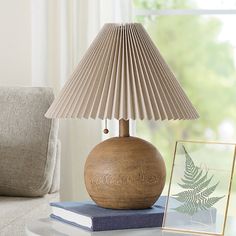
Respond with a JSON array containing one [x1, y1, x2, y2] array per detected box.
[[0, 87, 59, 197]]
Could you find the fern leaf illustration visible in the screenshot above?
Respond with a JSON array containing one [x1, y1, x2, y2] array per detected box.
[[173, 189, 202, 204], [205, 196, 225, 208], [195, 175, 213, 192], [198, 196, 225, 211], [193, 169, 203, 182], [173, 190, 194, 203], [174, 202, 198, 216], [179, 169, 203, 189], [192, 171, 209, 189], [182, 146, 199, 180], [201, 182, 219, 198], [172, 145, 224, 216]]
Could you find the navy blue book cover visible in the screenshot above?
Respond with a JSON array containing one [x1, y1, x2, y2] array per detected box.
[[50, 196, 167, 231]]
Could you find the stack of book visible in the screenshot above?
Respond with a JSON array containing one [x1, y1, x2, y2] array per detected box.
[[50, 196, 167, 231]]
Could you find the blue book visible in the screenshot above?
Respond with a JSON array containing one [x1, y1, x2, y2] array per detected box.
[[50, 196, 167, 231]]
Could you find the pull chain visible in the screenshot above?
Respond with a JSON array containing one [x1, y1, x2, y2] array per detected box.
[[103, 119, 109, 134]]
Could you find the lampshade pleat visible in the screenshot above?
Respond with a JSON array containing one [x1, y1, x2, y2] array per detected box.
[[45, 23, 199, 120], [102, 28, 120, 119], [129, 26, 146, 119], [73, 26, 115, 117], [51, 30, 103, 117], [137, 25, 198, 119], [131, 25, 170, 120], [82, 27, 116, 118], [134, 25, 175, 119], [61, 25, 113, 117], [101, 26, 117, 118], [126, 30, 136, 119]]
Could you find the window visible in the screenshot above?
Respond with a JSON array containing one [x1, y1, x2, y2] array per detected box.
[[132, 1, 236, 197]]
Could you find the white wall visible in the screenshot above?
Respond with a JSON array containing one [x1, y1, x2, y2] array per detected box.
[[0, 0, 103, 201], [0, 0, 31, 86]]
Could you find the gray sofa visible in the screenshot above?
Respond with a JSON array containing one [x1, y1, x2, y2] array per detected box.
[[0, 87, 60, 235]]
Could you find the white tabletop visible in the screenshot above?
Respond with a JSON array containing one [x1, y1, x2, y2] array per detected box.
[[26, 217, 236, 236]]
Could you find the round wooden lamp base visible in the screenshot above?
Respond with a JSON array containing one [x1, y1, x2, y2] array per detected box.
[[84, 136, 166, 209]]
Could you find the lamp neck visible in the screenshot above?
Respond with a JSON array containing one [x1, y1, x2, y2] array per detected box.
[[119, 119, 129, 137]]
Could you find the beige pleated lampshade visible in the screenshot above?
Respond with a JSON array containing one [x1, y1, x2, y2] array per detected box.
[[45, 23, 199, 120]]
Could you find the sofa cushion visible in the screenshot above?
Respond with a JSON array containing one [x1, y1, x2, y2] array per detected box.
[[0, 193, 59, 236], [0, 87, 59, 197]]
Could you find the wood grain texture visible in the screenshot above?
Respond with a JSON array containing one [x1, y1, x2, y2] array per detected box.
[[119, 119, 129, 137], [84, 136, 166, 209]]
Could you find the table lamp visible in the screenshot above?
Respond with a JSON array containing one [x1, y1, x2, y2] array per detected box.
[[45, 23, 199, 209]]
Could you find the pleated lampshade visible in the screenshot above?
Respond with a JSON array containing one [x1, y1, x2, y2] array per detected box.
[[45, 23, 199, 120]]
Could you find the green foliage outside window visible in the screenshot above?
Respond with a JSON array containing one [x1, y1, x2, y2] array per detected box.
[[133, 0, 236, 193]]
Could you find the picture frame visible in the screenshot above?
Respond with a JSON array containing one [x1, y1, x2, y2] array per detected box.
[[162, 140, 236, 235]]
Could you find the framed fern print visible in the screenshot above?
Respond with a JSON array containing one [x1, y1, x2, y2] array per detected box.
[[162, 141, 236, 235]]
